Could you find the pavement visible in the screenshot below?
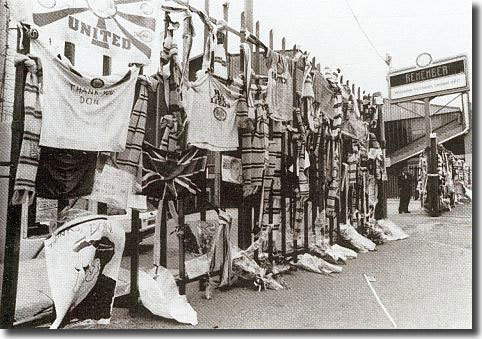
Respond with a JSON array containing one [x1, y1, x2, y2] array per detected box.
[[80, 199, 472, 330], [11, 198, 472, 329]]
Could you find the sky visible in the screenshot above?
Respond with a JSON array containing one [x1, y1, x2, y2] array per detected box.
[[8, 0, 473, 102], [182, 0, 472, 101]]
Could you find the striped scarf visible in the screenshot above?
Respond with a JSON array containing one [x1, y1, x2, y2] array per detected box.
[[347, 153, 359, 186], [325, 93, 343, 217], [116, 82, 149, 191], [160, 20, 188, 155], [262, 120, 283, 228], [12, 71, 42, 205], [241, 85, 270, 197]]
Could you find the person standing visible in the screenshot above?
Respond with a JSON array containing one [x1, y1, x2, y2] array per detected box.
[[398, 167, 413, 213]]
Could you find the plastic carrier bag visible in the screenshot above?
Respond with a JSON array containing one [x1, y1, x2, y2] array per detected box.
[[294, 253, 343, 275], [331, 244, 358, 259], [376, 219, 409, 241], [339, 223, 376, 253], [138, 266, 198, 326]]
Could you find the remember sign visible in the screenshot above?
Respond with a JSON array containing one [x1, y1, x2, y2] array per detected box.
[[389, 55, 469, 103]]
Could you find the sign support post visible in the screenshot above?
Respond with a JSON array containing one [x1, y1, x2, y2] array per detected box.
[[388, 54, 469, 217]]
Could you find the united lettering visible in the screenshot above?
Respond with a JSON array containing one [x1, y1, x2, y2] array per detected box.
[[68, 16, 132, 50]]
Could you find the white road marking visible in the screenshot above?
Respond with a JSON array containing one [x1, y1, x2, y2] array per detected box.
[[363, 273, 398, 329]]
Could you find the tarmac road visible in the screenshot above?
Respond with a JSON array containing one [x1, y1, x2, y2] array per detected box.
[[76, 200, 473, 330]]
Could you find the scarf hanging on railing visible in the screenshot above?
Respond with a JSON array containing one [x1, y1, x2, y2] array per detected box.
[[116, 81, 150, 191], [211, 210, 234, 287], [12, 63, 42, 205]]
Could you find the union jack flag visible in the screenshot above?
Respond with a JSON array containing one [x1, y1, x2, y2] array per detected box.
[[141, 141, 207, 201]]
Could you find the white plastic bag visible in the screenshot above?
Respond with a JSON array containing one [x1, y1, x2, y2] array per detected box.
[[376, 219, 409, 241], [310, 244, 347, 265], [339, 223, 376, 252], [295, 253, 342, 275], [138, 267, 198, 326], [331, 244, 358, 259]]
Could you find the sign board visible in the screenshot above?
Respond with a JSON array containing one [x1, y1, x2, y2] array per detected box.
[[84, 164, 134, 209], [36, 198, 58, 223], [388, 55, 469, 103]]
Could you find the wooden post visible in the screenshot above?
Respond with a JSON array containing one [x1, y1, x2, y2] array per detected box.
[[281, 35, 287, 258], [255, 21, 260, 71], [204, 0, 210, 52], [223, 1, 229, 50], [98, 53, 111, 216], [292, 44, 299, 262], [129, 209, 140, 313], [160, 201, 167, 268], [0, 27, 28, 329], [268, 187, 273, 264], [329, 215, 334, 245], [344, 164, 349, 223], [424, 98, 432, 153], [426, 116, 440, 217], [337, 137, 344, 241], [64, 42, 75, 66], [244, 0, 254, 34], [178, 199, 186, 295], [280, 129, 287, 258], [303, 200, 309, 251], [237, 11, 249, 250], [200, 182, 206, 222]]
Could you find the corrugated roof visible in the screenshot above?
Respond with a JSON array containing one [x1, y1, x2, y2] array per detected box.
[[383, 99, 461, 122], [388, 119, 464, 165]]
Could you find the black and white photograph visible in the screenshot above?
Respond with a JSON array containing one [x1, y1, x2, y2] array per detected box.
[[0, 0, 474, 331]]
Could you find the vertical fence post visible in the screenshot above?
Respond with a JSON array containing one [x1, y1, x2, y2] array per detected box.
[[237, 11, 249, 250], [129, 209, 140, 314], [311, 56, 317, 240], [204, 0, 210, 51], [291, 44, 299, 261], [178, 199, 186, 295], [280, 37, 288, 259], [0, 27, 28, 329], [250, 21, 262, 261]]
